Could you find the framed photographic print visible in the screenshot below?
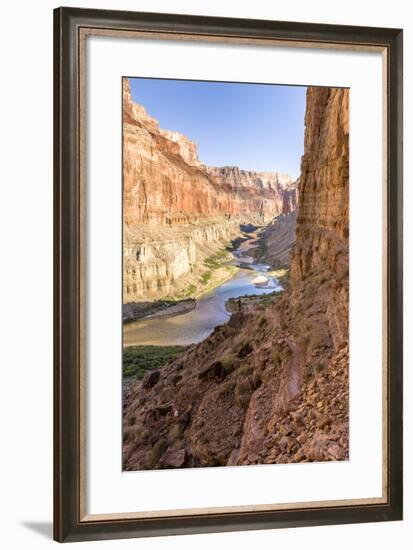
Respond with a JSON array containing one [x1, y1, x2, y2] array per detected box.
[[53, 6, 403, 542]]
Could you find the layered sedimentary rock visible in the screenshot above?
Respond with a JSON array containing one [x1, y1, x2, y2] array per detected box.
[[282, 179, 299, 214], [123, 78, 296, 302], [124, 222, 236, 300], [123, 86, 350, 469], [205, 166, 294, 219], [123, 79, 293, 227], [206, 166, 292, 190], [291, 87, 349, 350]]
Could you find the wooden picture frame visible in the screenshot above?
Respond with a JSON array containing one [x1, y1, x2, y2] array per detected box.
[[54, 6, 403, 542]]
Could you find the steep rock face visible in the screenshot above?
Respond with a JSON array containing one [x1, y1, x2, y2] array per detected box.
[[206, 166, 292, 190], [123, 78, 297, 302], [282, 179, 299, 214], [291, 87, 349, 350], [123, 79, 293, 227], [159, 129, 201, 167], [124, 221, 236, 300], [123, 79, 214, 227], [206, 166, 294, 221], [123, 86, 349, 470]]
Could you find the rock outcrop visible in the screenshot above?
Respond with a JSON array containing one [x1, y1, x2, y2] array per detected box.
[[124, 221, 236, 300], [123, 86, 349, 469], [123, 78, 297, 302]]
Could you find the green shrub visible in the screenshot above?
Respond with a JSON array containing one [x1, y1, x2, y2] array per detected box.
[[123, 345, 187, 379], [221, 354, 238, 375], [200, 271, 212, 285], [182, 284, 197, 297], [204, 249, 230, 269], [258, 317, 267, 328], [239, 364, 253, 376], [272, 348, 282, 365]]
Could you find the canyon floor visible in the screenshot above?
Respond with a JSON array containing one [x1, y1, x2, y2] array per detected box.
[[122, 220, 289, 347], [123, 219, 292, 324]]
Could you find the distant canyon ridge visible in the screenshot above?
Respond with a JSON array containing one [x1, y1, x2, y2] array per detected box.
[[123, 78, 298, 303]]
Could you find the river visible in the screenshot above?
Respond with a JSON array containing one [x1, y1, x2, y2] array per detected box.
[[123, 240, 283, 346]]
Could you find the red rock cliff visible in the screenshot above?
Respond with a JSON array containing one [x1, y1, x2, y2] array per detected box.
[[123, 78, 294, 227]]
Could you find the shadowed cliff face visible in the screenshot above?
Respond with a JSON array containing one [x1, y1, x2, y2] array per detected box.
[[291, 87, 349, 350], [123, 86, 349, 470], [123, 78, 297, 302]]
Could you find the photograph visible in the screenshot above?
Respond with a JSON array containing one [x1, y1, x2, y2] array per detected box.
[[122, 76, 349, 471], [50, 5, 403, 542]]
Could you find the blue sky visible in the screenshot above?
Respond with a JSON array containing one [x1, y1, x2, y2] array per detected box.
[[129, 78, 306, 180]]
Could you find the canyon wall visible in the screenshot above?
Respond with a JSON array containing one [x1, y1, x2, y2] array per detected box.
[[290, 87, 349, 350], [124, 222, 236, 300], [123, 78, 296, 302], [123, 78, 293, 227], [123, 86, 349, 469], [205, 166, 294, 219]]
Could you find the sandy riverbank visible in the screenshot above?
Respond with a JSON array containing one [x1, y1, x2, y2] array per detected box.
[[123, 299, 196, 323], [123, 265, 239, 323]]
